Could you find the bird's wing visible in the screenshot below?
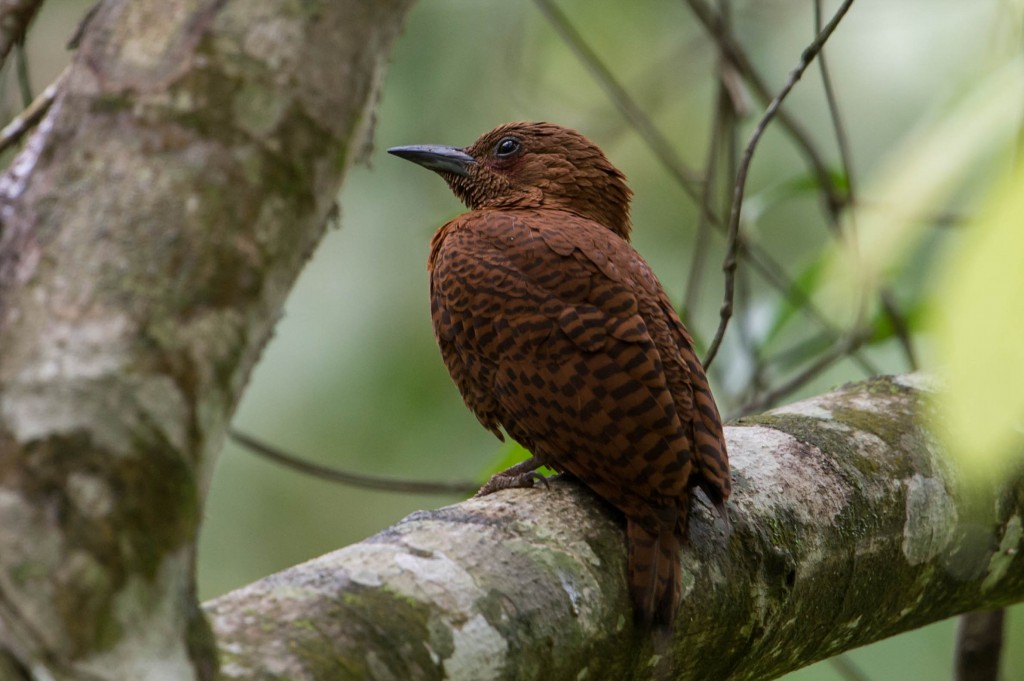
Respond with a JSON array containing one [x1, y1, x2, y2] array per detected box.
[[430, 208, 713, 524], [657, 290, 731, 511], [428, 220, 507, 443]]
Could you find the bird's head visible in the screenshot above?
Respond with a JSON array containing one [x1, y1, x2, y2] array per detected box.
[[388, 122, 633, 240]]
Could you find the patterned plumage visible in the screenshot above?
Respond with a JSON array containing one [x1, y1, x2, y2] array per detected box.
[[389, 122, 730, 627]]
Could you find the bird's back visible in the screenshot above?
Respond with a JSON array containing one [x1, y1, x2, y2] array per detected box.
[[430, 207, 729, 544]]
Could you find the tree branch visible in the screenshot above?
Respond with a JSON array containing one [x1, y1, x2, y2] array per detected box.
[[206, 374, 1024, 680], [228, 428, 479, 497]]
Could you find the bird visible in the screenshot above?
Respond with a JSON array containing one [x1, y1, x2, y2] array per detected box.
[[388, 122, 730, 628]]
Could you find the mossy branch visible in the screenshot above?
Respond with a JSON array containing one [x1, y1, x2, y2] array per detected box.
[[206, 375, 1024, 681]]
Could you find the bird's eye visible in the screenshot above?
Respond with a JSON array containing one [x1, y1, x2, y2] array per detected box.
[[495, 137, 521, 158]]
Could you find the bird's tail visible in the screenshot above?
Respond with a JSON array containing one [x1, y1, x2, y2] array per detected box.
[[627, 518, 682, 629]]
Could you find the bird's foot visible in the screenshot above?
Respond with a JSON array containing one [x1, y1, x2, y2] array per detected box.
[[475, 457, 549, 497]]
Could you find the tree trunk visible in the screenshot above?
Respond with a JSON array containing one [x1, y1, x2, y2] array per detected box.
[[206, 375, 1024, 681], [1, 2, 1020, 681], [0, 1, 416, 678]]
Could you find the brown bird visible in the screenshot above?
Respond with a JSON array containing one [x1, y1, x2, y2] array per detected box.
[[389, 122, 730, 627]]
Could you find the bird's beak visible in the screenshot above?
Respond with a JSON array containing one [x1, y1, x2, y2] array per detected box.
[[387, 144, 475, 177]]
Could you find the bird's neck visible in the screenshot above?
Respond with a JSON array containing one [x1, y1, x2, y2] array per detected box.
[[541, 197, 632, 241]]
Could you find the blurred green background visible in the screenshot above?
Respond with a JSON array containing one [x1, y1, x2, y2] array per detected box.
[[15, 0, 1023, 679]]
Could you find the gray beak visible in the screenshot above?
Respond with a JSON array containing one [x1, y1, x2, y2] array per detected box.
[[387, 144, 475, 177]]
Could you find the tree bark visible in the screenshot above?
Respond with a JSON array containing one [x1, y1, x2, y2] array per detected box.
[[206, 375, 1024, 681], [0, 0, 415, 679]]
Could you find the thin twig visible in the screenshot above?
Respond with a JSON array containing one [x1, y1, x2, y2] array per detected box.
[[879, 289, 918, 370], [14, 41, 31, 107], [684, 0, 847, 221], [853, 200, 970, 228], [702, 0, 857, 369], [733, 253, 758, 378], [829, 654, 874, 681], [732, 244, 772, 404], [727, 234, 879, 376], [813, 0, 919, 372], [0, 67, 64, 155], [760, 331, 834, 376], [532, 0, 704, 194], [683, 83, 725, 314], [814, 0, 910, 376], [684, 0, 742, 317], [535, 0, 877, 376], [814, 0, 856, 235], [228, 429, 479, 497], [735, 327, 870, 417]]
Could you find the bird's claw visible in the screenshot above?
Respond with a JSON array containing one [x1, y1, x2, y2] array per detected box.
[[475, 469, 550, 498]]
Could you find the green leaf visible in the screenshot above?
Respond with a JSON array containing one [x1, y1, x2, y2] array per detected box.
[[866, 297, 926, 345], [765, 332, 836, 373], [931, 169, 1024, 483]]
